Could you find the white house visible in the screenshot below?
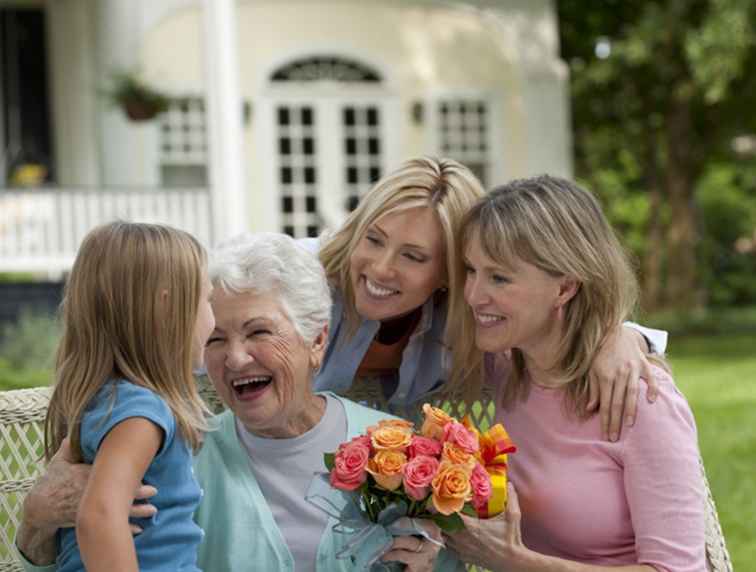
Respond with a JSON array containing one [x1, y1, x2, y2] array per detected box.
[[0, 0, 572, 274]]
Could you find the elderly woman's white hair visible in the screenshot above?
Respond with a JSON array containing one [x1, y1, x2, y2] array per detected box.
[[210, 232, 332, 344]]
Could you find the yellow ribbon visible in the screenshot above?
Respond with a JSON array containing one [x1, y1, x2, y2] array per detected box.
[[463, 418, 517, 518]]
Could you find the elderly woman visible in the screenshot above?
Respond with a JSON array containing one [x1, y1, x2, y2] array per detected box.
[[15, 233, 460, 572]]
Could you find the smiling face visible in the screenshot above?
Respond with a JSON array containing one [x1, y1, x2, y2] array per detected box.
[[463, 230, 567, 356], [204, 288, 326, 438], [348, 206, 446, 322]]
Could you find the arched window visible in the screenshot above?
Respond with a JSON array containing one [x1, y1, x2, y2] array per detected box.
[[270, 56, 382, 83]]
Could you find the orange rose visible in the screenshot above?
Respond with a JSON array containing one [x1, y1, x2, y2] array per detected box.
[[421, 404, 453, 440], [431, 461, 472, 515], [371, 425, 413, 451], [441, 442, 476, 470], [367, 450, 407, 491], [461, 414, 480, 441], [368, 418, 415, 433]]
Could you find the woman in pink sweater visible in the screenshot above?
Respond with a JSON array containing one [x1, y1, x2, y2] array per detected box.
[[447, 176, 705, 572]]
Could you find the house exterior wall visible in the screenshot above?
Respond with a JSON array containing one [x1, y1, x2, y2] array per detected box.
[[39, 0, 571, 237]]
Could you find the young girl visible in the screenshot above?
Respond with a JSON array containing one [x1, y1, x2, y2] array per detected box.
[[44, 221, 215, 572]]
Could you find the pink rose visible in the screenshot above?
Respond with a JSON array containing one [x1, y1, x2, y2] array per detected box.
[[330, 437, 371, 491], [403, 455, 440, 501], [407, 436, 442, 459], [470, 462, 493, 511], [345, 435, 372, 450], [443, 421, 479, 454]]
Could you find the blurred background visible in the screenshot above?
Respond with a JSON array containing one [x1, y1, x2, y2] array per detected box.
[[0, 0, 753, 567]]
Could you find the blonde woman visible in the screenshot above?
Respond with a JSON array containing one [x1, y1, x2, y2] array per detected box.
[[44, 222, 215, 572], [448, 176, 704, 571], [310, 157, 664, 438]]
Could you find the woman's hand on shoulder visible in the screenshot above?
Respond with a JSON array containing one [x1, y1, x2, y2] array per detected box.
[[589, 326, 659, 442]]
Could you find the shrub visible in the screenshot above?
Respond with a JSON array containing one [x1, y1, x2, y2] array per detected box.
[[0, 309, 61, 371], [0, 358, 52, 389]]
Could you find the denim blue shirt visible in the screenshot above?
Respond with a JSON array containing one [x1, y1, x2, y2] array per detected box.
[[298, 238, 452, 411], [313, 287, 450, 411], [56, 381, 202, 572]]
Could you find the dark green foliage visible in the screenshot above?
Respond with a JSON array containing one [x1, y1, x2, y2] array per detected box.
[[558, 0, 756, 310], [697, 164, 756, 305]]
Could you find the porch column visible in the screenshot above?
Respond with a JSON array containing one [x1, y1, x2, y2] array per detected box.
[[203, 0, 247, 243], [96, 0, 157, 187]]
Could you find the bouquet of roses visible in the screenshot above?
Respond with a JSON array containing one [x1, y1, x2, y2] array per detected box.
[[309, 404, 516, 569]]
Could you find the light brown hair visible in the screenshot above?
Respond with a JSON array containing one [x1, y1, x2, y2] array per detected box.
[[45, 221, 210, 461], [457, 175, 644, 414], [318, 157, 485, 395]]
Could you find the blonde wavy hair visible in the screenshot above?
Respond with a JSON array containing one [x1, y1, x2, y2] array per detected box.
[[319, 157, 485, 395], [456, 175, 642, 415], [45, 221, 210, 461]]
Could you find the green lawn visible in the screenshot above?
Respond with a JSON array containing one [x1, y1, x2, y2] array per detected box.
[[1, 333, 753, 567], [667, 333, 756, 570]]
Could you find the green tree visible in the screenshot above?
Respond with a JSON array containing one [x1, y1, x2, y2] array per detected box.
[[558, 0, 756, 310]]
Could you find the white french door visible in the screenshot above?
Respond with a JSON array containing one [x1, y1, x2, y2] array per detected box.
[[266, 95, 396, 238]]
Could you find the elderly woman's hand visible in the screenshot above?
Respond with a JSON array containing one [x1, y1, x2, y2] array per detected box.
[[444, 483, 526, 572], [23, 439, 91, 531], [17, 439, 158, 565], [381, 518, 444, 571], [588, 325, 659, 442], [17, 439, 88, 565]]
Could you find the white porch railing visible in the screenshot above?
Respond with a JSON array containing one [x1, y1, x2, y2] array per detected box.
[[0, 187, 214, 273]]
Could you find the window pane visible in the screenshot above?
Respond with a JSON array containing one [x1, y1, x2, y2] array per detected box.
[[276, 105, 321, 238], [437, 99, 489, 187], [159, 97, 208, 186], [342, 104, 382, 212]]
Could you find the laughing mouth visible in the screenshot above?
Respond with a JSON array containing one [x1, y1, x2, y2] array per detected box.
[[476, 313, 505, 325], [231, 376, 272, 397], [364, 277, 399, 299]]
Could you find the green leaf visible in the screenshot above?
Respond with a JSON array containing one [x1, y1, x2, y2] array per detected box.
[[323, 452, 335, 471], [431, 512, 465, 534], [461, 504, 478, 517]]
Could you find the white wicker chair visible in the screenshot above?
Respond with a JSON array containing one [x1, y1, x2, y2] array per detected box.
[[0, 384, 733, 572]]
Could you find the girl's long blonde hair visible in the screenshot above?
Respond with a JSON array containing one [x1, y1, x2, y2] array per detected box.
[[45, 221, 210, 461], [318, 157, 485, 396], [457, 175, 641, 415]]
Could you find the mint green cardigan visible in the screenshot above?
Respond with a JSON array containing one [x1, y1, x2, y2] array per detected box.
[[17, 393, 462, 572], [193, 393, 463, 571]]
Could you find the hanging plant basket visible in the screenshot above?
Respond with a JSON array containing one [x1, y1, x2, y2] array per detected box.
[[123, 99, 165, 122], [105, 71, 171, 123]]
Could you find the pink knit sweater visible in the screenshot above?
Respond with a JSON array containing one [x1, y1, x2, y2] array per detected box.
[[488, 357, 706, 571]]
